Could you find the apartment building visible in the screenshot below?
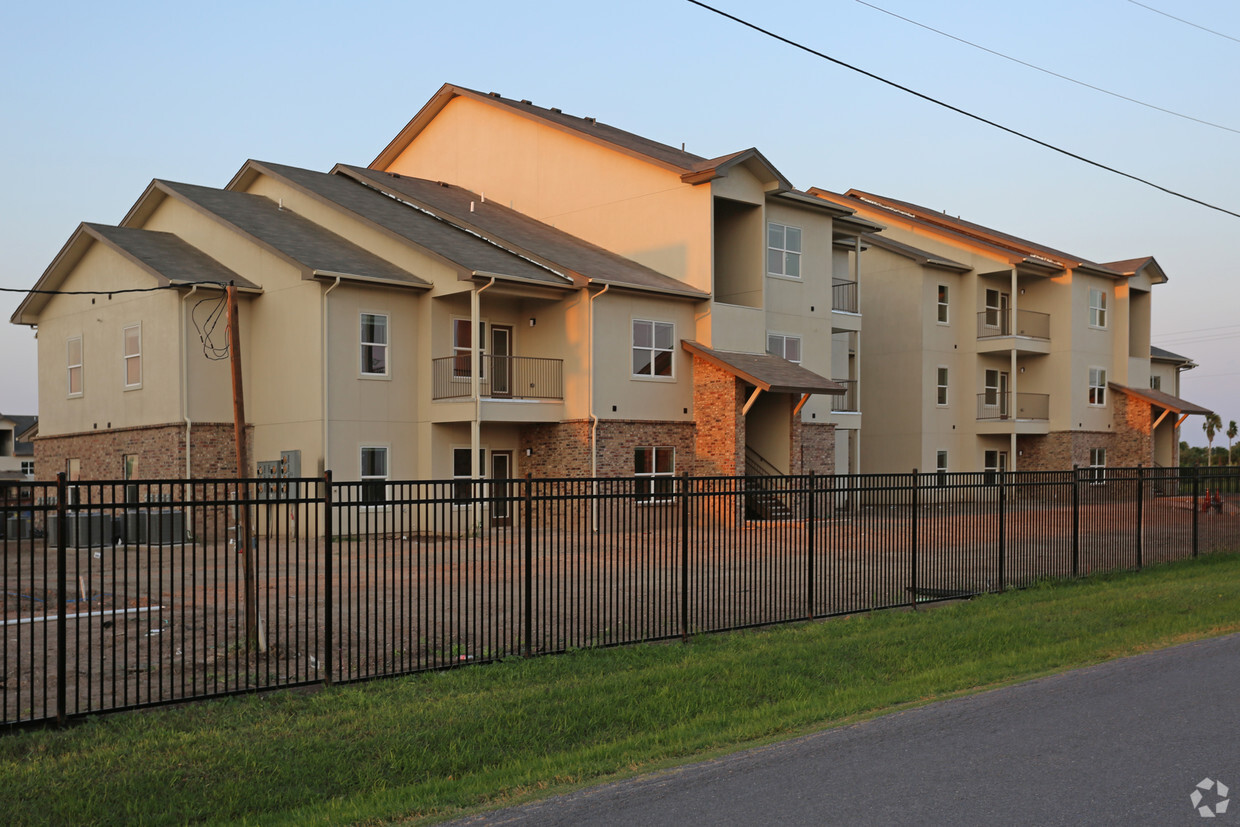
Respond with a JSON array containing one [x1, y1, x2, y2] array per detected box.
[[808, 188, 1209, 475], [12, 84, 877, 496], [0, 414, 36, 481]]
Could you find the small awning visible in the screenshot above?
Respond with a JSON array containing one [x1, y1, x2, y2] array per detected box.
[[682, 340, 845, 395], [1109, 383, 1212, 416]]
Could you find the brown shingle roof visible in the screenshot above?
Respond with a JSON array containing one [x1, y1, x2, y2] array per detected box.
[[1109, 383, 1211, 416], [682, 341, 844, 395]]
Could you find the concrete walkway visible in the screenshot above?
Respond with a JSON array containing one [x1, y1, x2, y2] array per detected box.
[[449, 634, 1240, 826]]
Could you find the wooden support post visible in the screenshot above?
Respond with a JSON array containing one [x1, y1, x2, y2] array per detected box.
[[227, 283, 258, 650]]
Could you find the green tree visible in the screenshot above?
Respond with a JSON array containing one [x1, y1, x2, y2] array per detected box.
[[1229, 420, 1237, 466], [1204, 413, 1223, 467]]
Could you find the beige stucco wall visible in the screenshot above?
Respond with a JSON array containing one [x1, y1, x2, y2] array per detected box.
[[383, 96, 714, 293]]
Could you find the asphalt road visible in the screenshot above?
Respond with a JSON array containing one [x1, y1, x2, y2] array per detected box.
[[449, 634, 1240, 826]]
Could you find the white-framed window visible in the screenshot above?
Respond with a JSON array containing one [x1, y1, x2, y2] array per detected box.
[[766, 333, 802, 364], [123, 324, 142, 388], [360, 313, 388, 377], [20, 460, 34, 479], [937, 285, 949, 324], [635, 446, 675, 502], [1089, 288, 1107, 328], [452, 318, 486, 379], [67, 337, 83, 396], [452, 447, 486, 502], [936, 367, 949, 406], [1150, 375, 1161, 391], [360, 446, 388, 504], [632, 319, 674, 378], [935, 450, 948, 485], [1088, 367, 1107, 406], [767, 222, 802, 279], [983, 450, 1007, 485], [1089, 447, 1106, 484]]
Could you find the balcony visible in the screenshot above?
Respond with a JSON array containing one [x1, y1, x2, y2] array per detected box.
[[830, 380, 859, 413], [432, 355, 563, 400], [976, 392, 1050, 434], [832, 279, 858, 313], [976, 309, 1051, 354]]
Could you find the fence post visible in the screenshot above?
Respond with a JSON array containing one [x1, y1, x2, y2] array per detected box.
[[910, 469, 919, 609], [997, 470, 1006, 592], [1135, 465, 1144, 570], [680, 473, 690, 643], [524, 474, 533, 658], [323, 470, 333, 687], [1192, 470, 1200, 558], [55, 471, 67, 727], [1071, 465, 1080, 578], [806, 472, 816, 620]]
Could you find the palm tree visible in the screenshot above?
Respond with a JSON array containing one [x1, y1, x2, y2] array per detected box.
[[1204, 413, 1223, 467], [1229, 421, 1237, 467]]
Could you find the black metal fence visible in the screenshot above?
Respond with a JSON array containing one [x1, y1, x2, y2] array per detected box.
[[4, 465, 1239, 729]]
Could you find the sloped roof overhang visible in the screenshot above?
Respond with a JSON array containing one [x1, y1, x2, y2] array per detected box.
[[1109, 382, 1212, 416], [682, 340, 845, 395]]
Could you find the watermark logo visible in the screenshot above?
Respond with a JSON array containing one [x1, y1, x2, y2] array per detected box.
[[1191, 778, 1230, 818]]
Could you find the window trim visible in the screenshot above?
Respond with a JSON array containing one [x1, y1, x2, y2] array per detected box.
[[1088, 366, 1107, 407], [936, 285, 949, 324], [936, 366, 949, 407], [67, 336, 83, 397], [1150, 375, 1162, 391], [1088, 447, 1107, 485], [632, 319, 675, 380], [20, 460, 34, 479], [766, 222, 802, 280], [766, 332, 802, 364], [359, 445, 389, 505], [634, 446, 676, 503], [123, 324, 142, 389], [452, 317, 487, 381], [359, 312, 390, 378], [1089, 288, 1108, 329]]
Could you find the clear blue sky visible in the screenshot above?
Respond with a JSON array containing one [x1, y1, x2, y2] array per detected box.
[[3, 0, 1237, 446]]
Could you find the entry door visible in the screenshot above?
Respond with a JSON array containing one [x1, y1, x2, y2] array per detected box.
[[491, 451, 512, 526], [491, 326, 513, 397]]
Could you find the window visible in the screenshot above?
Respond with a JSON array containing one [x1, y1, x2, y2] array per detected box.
[[766, 333, 802, 364], [635, 446, 675, 501], [360, 446, 388, 504], [123, 324, 141, 388], [936, 450, 948, 486], [67, 337, 83, 396], [1089, 288, 1107, 328], [984, 289, 1007, 330], [1150, 375, 1162, 391], [360, 313, 388, 376], [937, 285, 949, 324], [20, 460, 34, 479], [983, 450, 1007, 485], [1088, 367, 1107, 406], [936, 367, 949, 406], [66, 458, 81, 506], [767, 223, 801, 279], [1089, 447, 1106, 484], [123, 454, 139, 503], [632, 320, 674, 377], [453, 319, 485, 379], [452, 447, 485, 502]]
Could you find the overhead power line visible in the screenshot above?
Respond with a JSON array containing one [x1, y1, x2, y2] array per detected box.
[[1127, 1, 1240, 44], [684, 0, 1240, 220], [855, 0, 1240, 135]]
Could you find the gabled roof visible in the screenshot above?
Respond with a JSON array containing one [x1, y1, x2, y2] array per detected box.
[[861, 233, 971, 272], [1100, 256, 1168, 285], [371, 84, 792, 191], [1151, 345, 1197, 368], [232, 161, 571, 288], [11, 222, 257, 325], [1109, 383, 1211, 416], [129, 180, 431, 289], [336, 165, 709, 298], [682, 341, 845, 395], [810, 188, 1124, 278]]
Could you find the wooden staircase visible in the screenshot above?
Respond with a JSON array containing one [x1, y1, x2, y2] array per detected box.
[[744, 447, 794, 520]]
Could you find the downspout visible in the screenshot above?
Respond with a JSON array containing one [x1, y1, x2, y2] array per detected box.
[[181, 285, 199, 479], [589, 283, 610, 533], [322, 277, 341, 474], [472, 278, 496, 486], [1010, 267, 1018, 471]]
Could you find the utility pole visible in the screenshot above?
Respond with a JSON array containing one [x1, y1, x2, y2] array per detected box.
[[227, 282, 258, 650]]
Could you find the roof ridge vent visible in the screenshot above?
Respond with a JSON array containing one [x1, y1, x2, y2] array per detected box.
[[550, 107, 561, 113], [520, 99, 532, 105], [437, 181, 449, 188], [489, 91, 500, 97], [586, 116, 596, 125]]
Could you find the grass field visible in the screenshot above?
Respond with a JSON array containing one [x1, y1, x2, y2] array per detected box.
[[4, 551, 1240, 826]]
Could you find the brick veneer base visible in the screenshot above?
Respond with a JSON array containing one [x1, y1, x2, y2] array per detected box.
[[35, 422, 251, 481]]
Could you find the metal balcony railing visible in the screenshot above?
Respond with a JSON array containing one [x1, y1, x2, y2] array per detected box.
[[976, 392, 1050, 421], [832, 279, 858, 313], [831, 380, 859, 412], [432, 355, 564, 400], [976, 309, 1050, 340]]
